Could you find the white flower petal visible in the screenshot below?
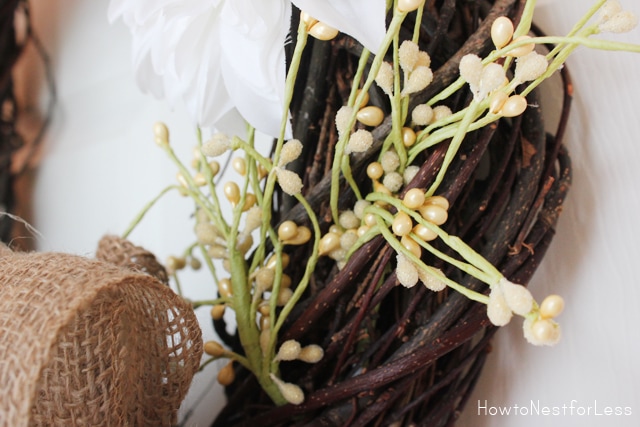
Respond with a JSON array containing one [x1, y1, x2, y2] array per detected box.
[[293, 0, 386, 53], [219, 0, 292, 138]]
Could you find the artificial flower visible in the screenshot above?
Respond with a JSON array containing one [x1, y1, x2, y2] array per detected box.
[[109, 0, 386, 138]]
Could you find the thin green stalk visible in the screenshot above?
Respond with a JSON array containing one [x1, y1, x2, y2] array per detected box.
[[122, 185, 176, 239]]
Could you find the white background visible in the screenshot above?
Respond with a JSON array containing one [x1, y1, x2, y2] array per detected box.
[[15, 1, 640, 426]]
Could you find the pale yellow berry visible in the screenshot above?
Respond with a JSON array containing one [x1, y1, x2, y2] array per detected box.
[[506, 35, 535, 57], [540, 295, 565, 319], [280, 274, 292, 289], [529, 318, 561, 345], [224, 181, 241, 206], [298, 344, 324, 363], [277, 288, 293, 306], [356, 106, 384, 127], [207, 244, 227, 260], [258, 301, 270, 316], [153, 122, 169, 144], [257, 163, 269, 180], [412, 104, 434, 126], [217, 361, 235, 386], [189, 257, 202, 270], [329, 225, 343, 235], [491, 16, 514, 49], [425, 195, 450, 210], [259, 327, 271, 353], [397, 0, 425, 13], [319, 232, 341, 256], [241, 193, 257, 212], [260, 314, 270, 331], [403, 188, 426, 209], [489, 91, 509, 114], [218, 278, 233, 298], [278, 220, 299, 241], [392, 211, 413, 236], [413, 223, 437, 242], [166, 256, 186, 272], [265, 252, 290, 270], [276, 340, 302, 361], [232, 157, 247, 175], [366, 162, 384, 180], [364, 213, 377, 227], [208, 160, 221, 176], [419, 204, 448, 225], [236, 233, 253, 254], [204, 341, 225, 357], [244, 206, 263, 234], [355, 89, 370, 108], [176, 172, 189, 189], [210, 304, 226, 320], [255, 267, 275, 292], [300, 11, 318, 29], [193, 172, 207, 187], [372, 181, 392, 196], [402, 127, 417, 147], [357, 225, 370, 237], [401, 235, 422, 258], [500, 95, 527, 117], [308, 21, 339, 41], [284, 226, 312, 245]]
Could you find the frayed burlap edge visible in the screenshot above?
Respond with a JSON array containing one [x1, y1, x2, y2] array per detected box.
[[0, 239, 202, 427]]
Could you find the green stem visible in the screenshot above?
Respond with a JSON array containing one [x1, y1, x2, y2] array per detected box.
[[122, 185, 175, 239]]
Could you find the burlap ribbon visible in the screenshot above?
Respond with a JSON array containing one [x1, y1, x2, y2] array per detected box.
[[0, 236, 202, 426]]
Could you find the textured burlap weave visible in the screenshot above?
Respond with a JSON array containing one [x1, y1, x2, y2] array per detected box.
[[0, 236, 203, 426]]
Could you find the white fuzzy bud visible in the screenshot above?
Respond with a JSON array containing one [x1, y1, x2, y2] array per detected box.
[[298, 344, 324, 363], [403, 165, 420, 184], [487, 284, 513, 326], [383, 172, 404, 193], [202, 133, 231, 157], [243, 206, 263, 234], [345, 129, 373, 154], [432, 105, 453, 122], [418, 267, 447, 292], [335, 106, 354, 138], [279, 139, 303, 167], [353, 200, 371, 219], [459, 54, 483, 88], [599, 10, 638, 33], [478, 63, 506, 100], [514, 52, 548, 83], [276, 340, 302, 361], [399, 40, 420, 74], [412, 104, 434, 126], [600, 0, 623, 22], [275, 167, 303, 196], [340, 230, 358, 250], [380, 150, 400, 173], [269, 374, 305, 405], [401, 66, 433, 96], [396, 253, 419, 288], [376, 61, 395, 96], [338, 210, 360, 230], [499, 278, 534, 316]]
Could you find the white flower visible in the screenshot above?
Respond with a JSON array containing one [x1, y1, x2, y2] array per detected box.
[[109, 0, 386, 138]]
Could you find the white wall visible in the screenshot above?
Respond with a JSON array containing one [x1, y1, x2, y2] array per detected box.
[[18, 1, 640, 426]]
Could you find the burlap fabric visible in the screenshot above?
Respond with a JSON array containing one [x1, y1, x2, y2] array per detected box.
[[0, 237, 203, 426]]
